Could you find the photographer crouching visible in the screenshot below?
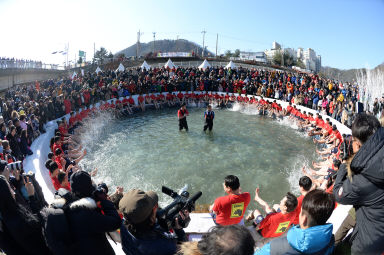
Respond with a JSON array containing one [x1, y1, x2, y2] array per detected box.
[[119, 189, 191, 255]]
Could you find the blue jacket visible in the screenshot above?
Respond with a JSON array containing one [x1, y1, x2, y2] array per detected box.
[[255, 224, 334, 255]]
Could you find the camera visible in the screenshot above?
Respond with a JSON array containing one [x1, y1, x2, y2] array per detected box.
[[93, 183, 109, 201], [156, 185, 202, 231], [8, 161, 23, 171]]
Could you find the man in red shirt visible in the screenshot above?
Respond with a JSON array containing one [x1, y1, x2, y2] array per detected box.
[[247, 188, 297, 246], [177, 104, 189, 131], [210, 175, 251, 226], [138, 94, 145, 112], [293, 176, 312, 225]]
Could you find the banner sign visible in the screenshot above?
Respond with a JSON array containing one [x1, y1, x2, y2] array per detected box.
[[157, 52, 192, 58]]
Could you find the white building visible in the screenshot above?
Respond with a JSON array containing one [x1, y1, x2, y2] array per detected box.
[[239, 51, 267, 63], [272, 41, 281, 50], [264, 42, 321, 72]]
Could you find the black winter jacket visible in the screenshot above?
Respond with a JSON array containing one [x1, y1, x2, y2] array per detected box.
[[0, 196, 52, 255], [333, 127, 384, 255], [66, 197, 122, 255]]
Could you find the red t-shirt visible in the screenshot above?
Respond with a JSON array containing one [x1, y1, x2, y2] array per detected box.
[[122, 98, 129, 106], [334, 130, 343, 143], [63, 99, 71, 114], [212, 193, 251, 226], [259, 211, 297, 238], [177, 109, 189, 118], [69, 116, 76, 127], [49, 172, 70, 191], [138, 96, 144, 103], [128, 98, 135, 105], [293, 195, 304, 225]]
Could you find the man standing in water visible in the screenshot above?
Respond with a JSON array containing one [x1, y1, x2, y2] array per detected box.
[[204, 105, 215, 132], [178, 103, 189, 131]]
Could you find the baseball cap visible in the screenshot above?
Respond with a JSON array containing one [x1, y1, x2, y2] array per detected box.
[[119, 189, 158, 224]]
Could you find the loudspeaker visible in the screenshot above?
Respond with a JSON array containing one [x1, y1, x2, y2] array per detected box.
[[356, 102, 364, 113]]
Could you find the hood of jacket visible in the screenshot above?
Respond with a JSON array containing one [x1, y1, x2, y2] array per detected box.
[[69, 197, 97, 210], [287, 224, 333, 254], [351, 127, 384, 186]]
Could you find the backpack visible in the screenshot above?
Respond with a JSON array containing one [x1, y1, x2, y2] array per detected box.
[[40, 189, 74, 255]]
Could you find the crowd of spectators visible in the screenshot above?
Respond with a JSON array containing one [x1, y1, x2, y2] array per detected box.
[[0, 57, 44, 69], [0, 64, 383, 255]]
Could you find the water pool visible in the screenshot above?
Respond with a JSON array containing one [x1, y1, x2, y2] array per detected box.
[[79, 106, 317, 211]]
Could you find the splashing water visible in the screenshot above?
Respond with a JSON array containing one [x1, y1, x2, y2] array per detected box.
[[78, 105, 318, 209], [357, 68, 384, 113]]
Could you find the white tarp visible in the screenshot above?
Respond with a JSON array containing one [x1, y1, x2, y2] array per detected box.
[[116, 63, 125, 72], [164, 58, 177, 69], [95, 66, 102, 74], [198, 59, 211, 70], [225, 61, 237, 69], [141, 61, 151, 70]]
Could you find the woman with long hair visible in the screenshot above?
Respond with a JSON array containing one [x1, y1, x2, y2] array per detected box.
[[0, 175, 51, 255]]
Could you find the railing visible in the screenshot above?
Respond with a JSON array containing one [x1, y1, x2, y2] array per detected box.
[[0, 59, 65, 70], [149, 60, 280, 71]]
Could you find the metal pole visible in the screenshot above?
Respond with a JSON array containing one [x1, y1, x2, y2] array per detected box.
[[216, 33, 218, 58], [201, 30, 206, 57]]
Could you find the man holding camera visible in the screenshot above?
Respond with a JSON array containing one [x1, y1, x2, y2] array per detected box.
[[64, 171, 122, 255], [119, 189, 189, 255]]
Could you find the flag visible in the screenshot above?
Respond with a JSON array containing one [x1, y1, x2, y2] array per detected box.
[[81, 69, 84, 76]]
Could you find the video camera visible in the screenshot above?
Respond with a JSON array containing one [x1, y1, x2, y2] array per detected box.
[[156, 185, 202, 231]]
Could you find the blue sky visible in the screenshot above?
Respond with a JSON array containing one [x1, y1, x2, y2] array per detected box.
[[0, 0, 383, 69]]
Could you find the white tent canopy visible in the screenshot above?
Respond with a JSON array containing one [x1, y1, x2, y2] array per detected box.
[[225, 61, 237, 70], [95, 66, 102, 74], [198, 59, 211, 70], [141, 61, 151, 70], [164, 58, 177, 69], [116, 63, 125, 72]]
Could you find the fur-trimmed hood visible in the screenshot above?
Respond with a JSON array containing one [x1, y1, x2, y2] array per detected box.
[[178, 242, 201, 255], [69, 197, 97, 210], [50, 197, 97, 211]]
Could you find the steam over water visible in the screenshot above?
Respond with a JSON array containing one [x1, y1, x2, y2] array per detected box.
[[79, 106, 317, 210]]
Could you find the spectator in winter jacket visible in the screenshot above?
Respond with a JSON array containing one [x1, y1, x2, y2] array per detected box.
[[0, 174, 52, 255], [255, 189, 335, 255], [333, 113, 384, 255], [6, 125, 22, 160], [65, 171, 121, 255]]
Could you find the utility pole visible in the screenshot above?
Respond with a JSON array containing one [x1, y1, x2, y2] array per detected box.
[[152, 32, 156, 53], [201, 30, 206, 57], [281, 44, 284, 67], [215, 33, 218, 58], [136, 30, 143, 59], [93, 42, 95, 65], [66, 43, 69, 68]]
